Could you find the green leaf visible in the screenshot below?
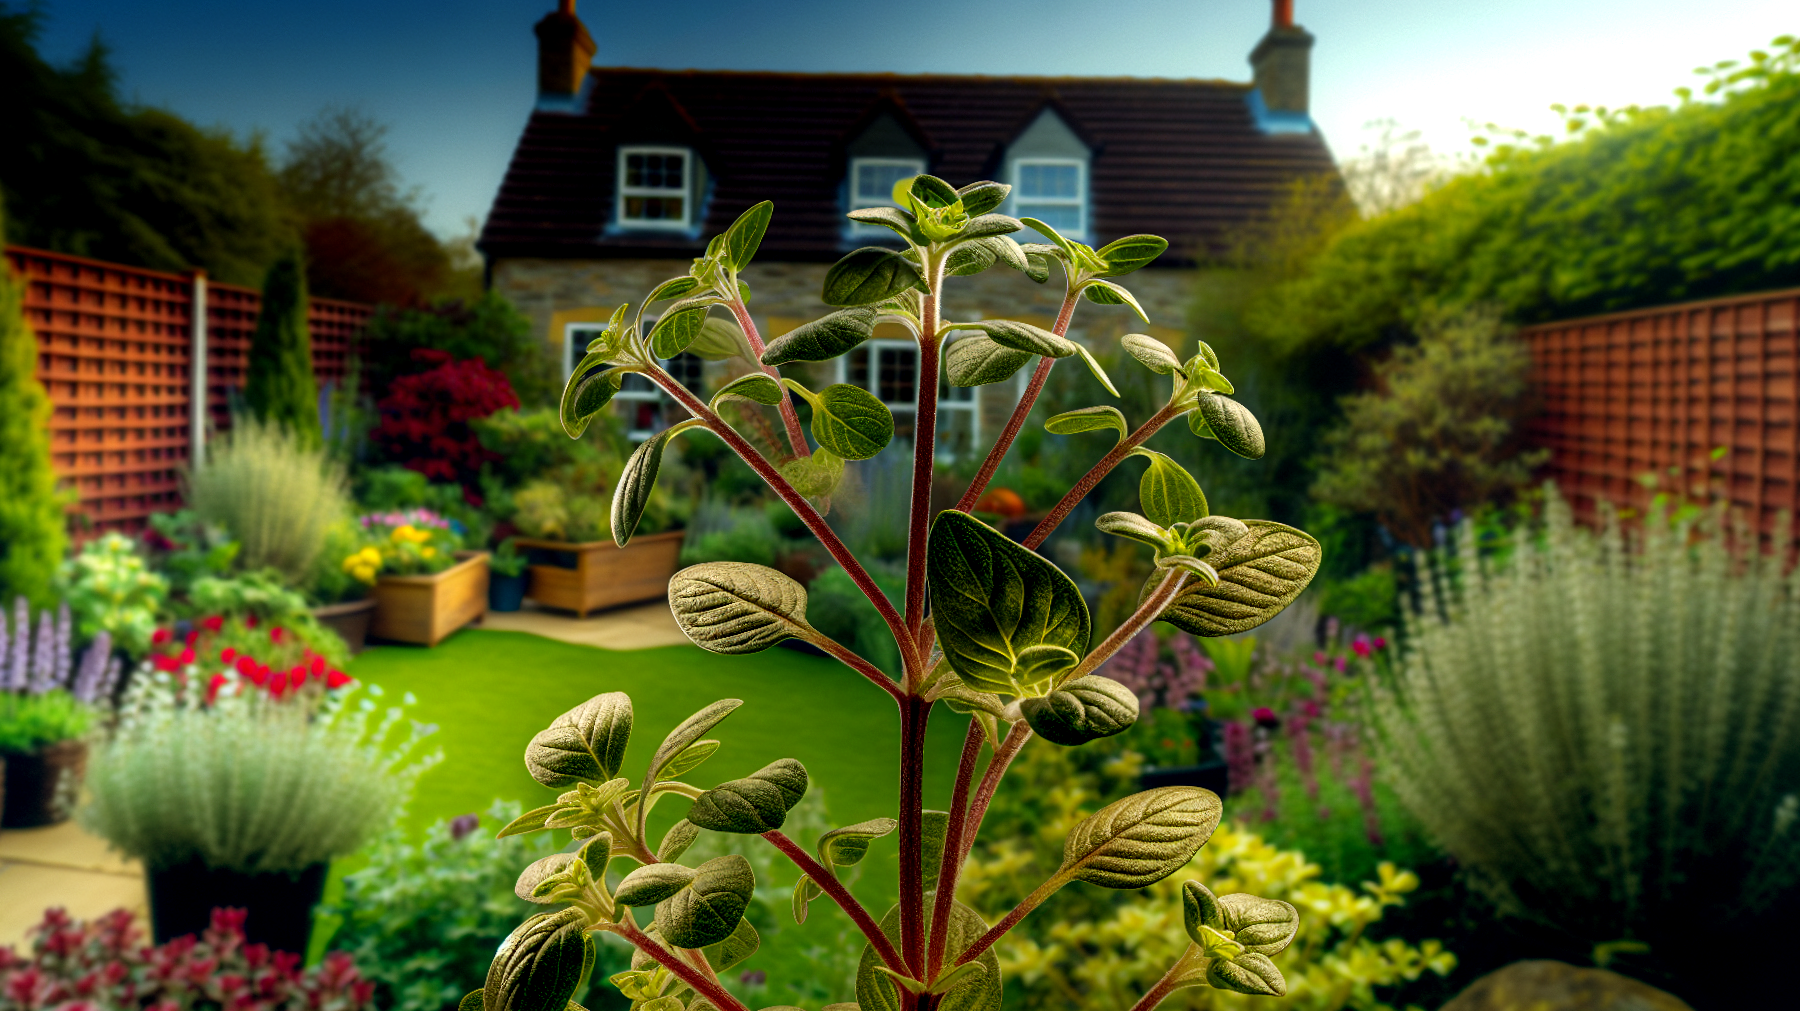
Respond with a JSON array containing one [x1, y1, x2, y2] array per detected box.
[[685, 758, 810, 833], [792, 875, 823, 924], [1013, 644, 1080, 688], [919, 809, 950, 891], [1071, 343, 1119, 396], [1021, 250, 1052, 284], [1182, 882, 1299, 956], [459, 990, 484, 1011], [646, 699, 743, 786], [660, 738, 721, 779], [525, 691, 634, 786], [1059, 787, 1223, 889], [668, 559, 810, 657], [805, 383, 895, 461], [818, 818, 899, 870], [1081, 279, 1150, 322], [648, 303, 711, 359], [686, 317, 753, 361], [946, 336, 1031, 388], [644, 275, 700, 306], [724, 201, 773, 270], [482, 908, 595, 1011], [1133, 449, 1207, 526], [944, 237, 999, 277], [1044, 406, 1126, 441], [957, 319, 1075, 359], [856, 902, 1001, 1011], [780, 447, 846, 498], [1195, 339, 1221, 371], [1095, 511, 1171, 551], [1207, 953, 1287, 997], [614, 863, 700, 906], [701, 917, 760, 973], [955, 180, 1010, 216], [823, 247, 925, 306], [846, 206, 923, 243], [1120, 333, 1181, 374], [497, 803, 563, 839], [559, 362, 621, 439], [658, 819, 700, 862], [1018, 217, 1080, 265], [653, 854, 755, 949], [1151, 521, 1321, 636], [1021, 675, 1140, 746], [908, 174, 960, 208], [927, 510, 1092, 698], [1195, 394, 1265, 460], [761, 306, 878, 366], [1096, 234, 1169, 276], [710, 373, 785, 408], [953, 214, 1023, 241], [513, 852, 577, 904], [612, 426, 678, 547]]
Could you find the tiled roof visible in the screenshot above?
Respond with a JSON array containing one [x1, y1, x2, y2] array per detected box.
[[479, 68, 1338, 267]]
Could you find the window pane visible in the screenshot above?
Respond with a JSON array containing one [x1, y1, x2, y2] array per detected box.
[[1019, 203, 1081, 231], [849, 348, 870, 389], [620, 372, 656, 394], [876, 346, 916, 405], [856, 162, 917, 202], [667, 353, 705, 395], [625, 152, 684, 192], [1019, 163, 1078, 199]]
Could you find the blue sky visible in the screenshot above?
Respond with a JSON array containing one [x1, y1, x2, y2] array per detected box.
[[31, 0, 1797, 239]]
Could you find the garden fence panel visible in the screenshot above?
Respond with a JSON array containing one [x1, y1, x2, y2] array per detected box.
[[5, 245, 372, 535], [1522, 287, 1800, 533]]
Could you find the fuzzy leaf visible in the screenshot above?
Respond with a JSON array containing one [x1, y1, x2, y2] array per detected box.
[[780, 447, 846, 498], [459, 991, 484, 1011], [646, 700, 743, 786], [644, 275, 700, 306], [1213, 890, 1299, 956], [653, 854, 755, 949], [956, 180, 1010, 216], [927, 510, 1091, 698], [907, 174, 960, 208], [856, 902, 1001, 1011], [559, 364, 621, 439], [686, 758, 809, 833], [954, 214, 1023, 241], [1018, 217, 1079, 265], [612, 427, 676, 547], [1045, 406, 1127, 441], [648, 305, 709, 359], [919, 809, 950, 891], [1071, 342, 1120, 396], [823, 247, 924, 306], [846, 206, 922, 243], [711, 373, 784, 407], [1021, 675, 1140, 746], [482, 908, 595, 1011], [1096, 234, 1169, 276], [1081, 279, 1149, 322], [660, 739, 721, 780], [1059, 786, 1223, 889], [687, 317, 754, 361], [525, 692, 633, 787], [1133, 449, 1207, 527], [669, 562, 811, 654], [614, 863, 699, 907], [1195, 394, 1265, 460], [724, 201, 773, 270], [944, 237, 999, 277], [946, 336, 1031, 387], [701, 917, 760, 972], [497, 803, 562, 839], [658, 819, 700, 862], [808, 383, 895, 460], [818, 818, 899, 869], [761, 307, 878, 366], [1095, 511, 1170, 550], [514, 853, 577, 904], [1120, 333, 1181, 374], [1207, 953, 1287, 997], [1154, 521, 1321, 636], [958, 319, 1076, 359]]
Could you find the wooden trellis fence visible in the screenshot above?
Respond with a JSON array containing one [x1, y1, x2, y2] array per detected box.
[[5, 245, 373, 534]]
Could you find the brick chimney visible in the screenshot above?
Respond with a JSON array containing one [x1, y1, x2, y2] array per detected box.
[[1248, 0, 1314, 132], [535, 0, 596, 99]]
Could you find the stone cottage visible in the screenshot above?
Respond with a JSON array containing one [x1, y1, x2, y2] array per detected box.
[[479, 0, 1335, 450]]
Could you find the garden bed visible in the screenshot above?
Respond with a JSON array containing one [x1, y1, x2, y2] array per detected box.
[[513, 530, 683, 617], [369, 551, 489, 647]]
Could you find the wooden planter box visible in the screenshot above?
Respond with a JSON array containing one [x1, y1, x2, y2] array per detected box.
[[514, 530, 684, 617], [369, 551, 489, 646]]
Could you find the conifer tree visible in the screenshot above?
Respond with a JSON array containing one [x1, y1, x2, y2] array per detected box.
[[243, 247, 322, 446], [0, 201, 68, 605]]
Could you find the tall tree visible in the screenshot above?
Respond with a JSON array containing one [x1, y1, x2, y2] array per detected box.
[[0, 200, 68, 606], [243, 249, 322, 446]]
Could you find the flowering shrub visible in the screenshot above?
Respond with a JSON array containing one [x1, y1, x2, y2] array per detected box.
[[147, 615, 351, 706], [343, 512, 461, 581], [371, 352, 518, 496], [56, 535, 168, 657], [0, 906, 375, 1011]]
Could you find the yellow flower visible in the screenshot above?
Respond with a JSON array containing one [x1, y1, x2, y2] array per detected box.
[[421, 546, 437, 559]]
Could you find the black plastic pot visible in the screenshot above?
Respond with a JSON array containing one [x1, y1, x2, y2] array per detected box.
[[146, 860, 329, 953], [1, 739, 88, 828], [1140, 759, 1230, 796], [489, 572, 527, 612]]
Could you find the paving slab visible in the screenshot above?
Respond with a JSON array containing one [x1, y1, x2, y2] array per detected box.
[[477, 600, 687, 650], [0, 823, 145, 949]]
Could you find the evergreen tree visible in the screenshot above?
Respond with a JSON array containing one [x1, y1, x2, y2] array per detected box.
[[243, 249, 322, 446], [0, 201, 68, 606]]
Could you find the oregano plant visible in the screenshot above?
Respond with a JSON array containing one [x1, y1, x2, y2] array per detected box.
[[473, 177, 1322, 1011]]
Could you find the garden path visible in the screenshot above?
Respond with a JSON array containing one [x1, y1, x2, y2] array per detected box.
[[0, 820, 145, 948], [475, 599, 687, 649]]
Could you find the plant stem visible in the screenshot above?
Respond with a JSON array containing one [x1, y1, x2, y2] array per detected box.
[[904, 255, 946, 658], [957, 722, 1032, 868], [898, 693, 932, 975], [1126, 961, 1190, 1011], [925, 720, 986, 982], [644, 365, 921, 673], [608, 917, 751, 1011], [1023, 402, 1182, 550], [807, 633, 905, 704], [955, 290, 1080, 513], [952, 872, 1065, 969], [1068, 567, 1189, 680], [727, 298, 809, 459], [760, 829, 907, 974]]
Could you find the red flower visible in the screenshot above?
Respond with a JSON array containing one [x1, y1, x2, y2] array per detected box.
[[325, 670, 352, 690], [236, 656, 257, 678], [205, 674, 227, 705], [372, 355, 519, 494], [152, 628, 172, 646], [177, 647, 196, 666], [201, 615, 224, 633], [152, 654, 180, 673], [221, 647, 237, 663]]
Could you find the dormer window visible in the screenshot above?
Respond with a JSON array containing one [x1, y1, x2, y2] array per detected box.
[[618, 146, 692, 229], [850, 157, 926, 236], [1014, 158, 1086, 238]]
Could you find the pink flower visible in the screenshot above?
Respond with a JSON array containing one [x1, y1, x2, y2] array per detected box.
[[1252, 706, 1279, 727]]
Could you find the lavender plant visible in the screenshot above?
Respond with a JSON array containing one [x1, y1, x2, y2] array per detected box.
[[0, 595, 121, 704], [473, 181, 1322, 1011]]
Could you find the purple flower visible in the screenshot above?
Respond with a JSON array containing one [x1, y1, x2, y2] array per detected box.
[[448, 813, 481, 841]]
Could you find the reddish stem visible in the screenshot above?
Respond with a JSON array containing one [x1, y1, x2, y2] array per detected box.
[[898, 694, 932, 975], [957, 722, 1032, 868], [610, 917, 751, 1011], [952, 874, 1061, 969], [728, 298, 810, 459], [810, 634, 905, 704], [904, 284, 943, 652], [955, 290, 1079, 513], [1023, 403, 1182, 551], [1069, 567, 1188, 680], [925, 720, 986, 982], [760, 830, 907, 974]]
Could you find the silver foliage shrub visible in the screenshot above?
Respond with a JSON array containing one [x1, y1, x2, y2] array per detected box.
[[1372, 491, 1800, 942], [187, 418, 351, 583]]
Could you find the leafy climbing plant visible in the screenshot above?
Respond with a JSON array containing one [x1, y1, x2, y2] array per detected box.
[[471, 177, 1323, 1011]]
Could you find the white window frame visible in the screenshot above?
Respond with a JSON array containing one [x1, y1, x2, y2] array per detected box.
[[616, 146, 693, 231], [1013, 157, 1087, 240], [849, 157, 927, 236]]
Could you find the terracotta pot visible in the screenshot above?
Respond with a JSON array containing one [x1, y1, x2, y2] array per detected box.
[[514, 530, 684, 618], [369, 552, 489, 646], [1, 739, 88, 828], [147, 860, 328, 953], [311, 597, 378, 653]]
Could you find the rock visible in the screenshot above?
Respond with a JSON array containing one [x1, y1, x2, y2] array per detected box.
[[1440, 960, 1693, 1011]]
